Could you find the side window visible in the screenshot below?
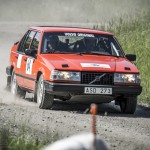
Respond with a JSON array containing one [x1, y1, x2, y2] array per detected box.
[[22, 31, 36, 52], [30, 32, 41, 50], [17, 31, 30, 53]]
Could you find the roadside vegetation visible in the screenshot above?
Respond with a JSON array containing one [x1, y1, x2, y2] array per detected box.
[[96, 12, 150, 105], [0, 128, 44, 150], [0, 127, 59, 150]]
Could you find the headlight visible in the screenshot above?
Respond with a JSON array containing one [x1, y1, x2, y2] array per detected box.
[[114, 73, 141, 84], [50, 70, 81, 82]]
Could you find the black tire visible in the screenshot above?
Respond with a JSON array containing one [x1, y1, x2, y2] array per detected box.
[[11, 70, 26, 98], [33, 81, 38, 102], [5, 76, 11, 91], [36, 74, 53, 109], [119, 97, 137, 114]]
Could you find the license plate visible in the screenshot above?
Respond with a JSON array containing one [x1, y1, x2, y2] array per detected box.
[[84, 87, 112, 94]]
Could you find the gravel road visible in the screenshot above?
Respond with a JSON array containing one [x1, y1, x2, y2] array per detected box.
[[0, 96, 150, 150], [0, 22, 150, 150]]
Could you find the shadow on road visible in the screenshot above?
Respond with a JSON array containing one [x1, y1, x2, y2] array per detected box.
[[23, 92, 150, 118], [50, 99, 150, 118]]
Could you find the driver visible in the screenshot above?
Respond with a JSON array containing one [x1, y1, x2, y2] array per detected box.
[[84, 37, 96, 51], [47, 35, 59, 52], [47, 35, 68, 52], [74, 37, 96, 52]]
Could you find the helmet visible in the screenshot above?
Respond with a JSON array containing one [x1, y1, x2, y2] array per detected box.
[[47, 35, 59, 50], [83, 37, 96, 50], [48, 35, 59, 42]]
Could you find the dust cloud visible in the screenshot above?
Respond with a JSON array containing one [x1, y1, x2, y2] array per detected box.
[[0, 0, 149, 24]]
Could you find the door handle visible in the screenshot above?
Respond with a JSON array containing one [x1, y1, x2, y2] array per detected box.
[[24, 58, 27, 62]]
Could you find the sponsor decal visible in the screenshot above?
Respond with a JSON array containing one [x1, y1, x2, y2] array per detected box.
[[64, 33, 95, 37], [80, 63, 110, 68], [26, 58, 34, 74], [17, 54, 23, 68], [77, 33, 94, 37], [64, 33, 77, 37]]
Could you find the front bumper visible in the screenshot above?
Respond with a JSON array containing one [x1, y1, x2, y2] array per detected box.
[[44, 81, 142, 96]]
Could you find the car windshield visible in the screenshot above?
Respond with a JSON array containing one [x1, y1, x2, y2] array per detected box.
[[41, 32, 124, 57]]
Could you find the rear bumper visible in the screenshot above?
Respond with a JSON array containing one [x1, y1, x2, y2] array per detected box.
[[44, 81, 142, 96]]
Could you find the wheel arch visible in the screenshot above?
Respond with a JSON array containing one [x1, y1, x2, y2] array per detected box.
[[6, 65, 14, 76], [6, 65, 14, 89], [36, 71, 43, 81], [10, 65, 14, 75]]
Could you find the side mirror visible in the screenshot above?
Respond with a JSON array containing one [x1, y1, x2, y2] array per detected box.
[[126, 54, 136, 61], [24, 49, 32, 56], [14, 41, 19, 45], [24, 49, 37, 58]]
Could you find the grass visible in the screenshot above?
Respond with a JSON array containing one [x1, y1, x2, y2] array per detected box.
[[0, 127, 60, 150], [95, 12, 150, 104], [0, 128, 44, 150]]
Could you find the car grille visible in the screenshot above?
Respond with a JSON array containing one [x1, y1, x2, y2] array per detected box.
[[81, 72, 114, 85]]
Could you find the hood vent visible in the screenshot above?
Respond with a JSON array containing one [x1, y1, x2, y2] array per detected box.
[[125, 67, 131, 70], [62, 64, 69, 68]]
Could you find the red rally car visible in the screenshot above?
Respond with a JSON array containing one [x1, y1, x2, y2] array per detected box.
[[6, 26, 142, 114]]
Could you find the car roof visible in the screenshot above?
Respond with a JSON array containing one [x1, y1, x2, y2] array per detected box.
[[29, 26, 113, 35]]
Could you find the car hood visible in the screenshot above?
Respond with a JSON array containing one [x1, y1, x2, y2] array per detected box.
[[40, 54, 139, 73]]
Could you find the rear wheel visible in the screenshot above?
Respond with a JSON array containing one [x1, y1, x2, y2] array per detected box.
[[36, 74, 53, 109], [33, 81, 38, 102], [11, 70, 26, 98], [6, 76, 11, 91], [119, 96, 137, 114]]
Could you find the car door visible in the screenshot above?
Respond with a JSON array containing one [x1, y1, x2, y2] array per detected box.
[[15, 31, 30, 87], [21, 31, 41, 91]]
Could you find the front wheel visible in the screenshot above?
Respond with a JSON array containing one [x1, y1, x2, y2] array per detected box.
[[119, 96, 137, 114], [11, 70, 26, 98], [36, 74, 53, 109]]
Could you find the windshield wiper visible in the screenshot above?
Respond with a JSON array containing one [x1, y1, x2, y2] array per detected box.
[[41, 51, 73, 54], [53, 51, 73, 54], [75, 52, 87, 55], [75, 51, 122, 57], [41, 51, 54, 54], [42, 51, 122, 57], [76, 51, 110, 56]]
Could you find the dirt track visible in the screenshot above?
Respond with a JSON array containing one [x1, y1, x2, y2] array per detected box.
[[1, 94, 150, 150], [0, 0, 150, 149]]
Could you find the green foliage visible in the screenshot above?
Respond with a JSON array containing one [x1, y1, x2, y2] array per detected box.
[[0, 125, 61, 150], [8, 135, 43, 150], [0, 129, 44, 150], [97, 12, 150, 104]]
